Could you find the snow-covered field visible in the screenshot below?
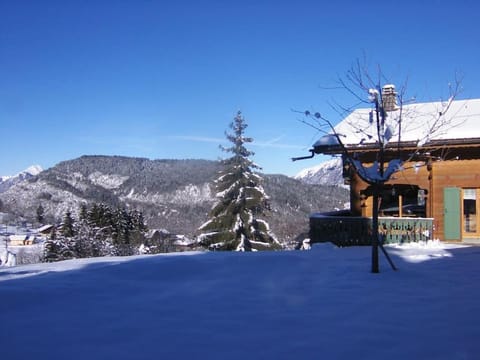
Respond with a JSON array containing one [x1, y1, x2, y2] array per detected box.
[[1, 241, 479, 360]]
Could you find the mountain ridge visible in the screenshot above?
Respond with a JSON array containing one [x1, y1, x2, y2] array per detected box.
[[294, 157, 345, 186], [0, 165, 44, 193], [0, 156, 348, 243]]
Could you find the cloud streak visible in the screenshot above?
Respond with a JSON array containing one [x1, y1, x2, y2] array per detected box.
[[252, 135, 305, 150], [169, 134, 305, 150], [167, 135, 226, 144]]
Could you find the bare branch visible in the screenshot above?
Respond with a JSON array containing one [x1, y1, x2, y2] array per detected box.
[[295, 57, 465, 170]]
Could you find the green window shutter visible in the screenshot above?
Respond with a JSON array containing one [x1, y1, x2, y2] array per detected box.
[[444, 187, 461, 240]]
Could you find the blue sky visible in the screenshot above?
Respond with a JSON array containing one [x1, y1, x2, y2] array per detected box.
[[1, 0, 479, 176]]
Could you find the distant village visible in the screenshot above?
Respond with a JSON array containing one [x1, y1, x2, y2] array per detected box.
[[0, 212, 49, 265]]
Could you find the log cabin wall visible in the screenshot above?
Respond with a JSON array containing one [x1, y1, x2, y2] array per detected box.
[[349, 160, 430, 216], [432, 159, 480, 242], [347, 156, 480, 242], [321, 98, 480, 243]]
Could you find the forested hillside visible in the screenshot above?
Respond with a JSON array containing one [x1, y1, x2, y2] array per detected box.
[[0, 155, 348, 244]]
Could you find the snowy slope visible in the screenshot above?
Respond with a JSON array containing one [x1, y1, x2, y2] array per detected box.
[[0, 165, 43, 193], [1, 242, 478, 360], [294, 157, 344, 186], [0, 165, 42, 182]]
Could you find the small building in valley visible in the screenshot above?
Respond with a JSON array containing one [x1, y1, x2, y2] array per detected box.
[[9, 234, 37, 246]]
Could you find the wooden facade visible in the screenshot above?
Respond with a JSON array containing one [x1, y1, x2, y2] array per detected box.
[[342, 142, 480, 243], [9, 234, 36, 246], [308, 98, 480, 244]]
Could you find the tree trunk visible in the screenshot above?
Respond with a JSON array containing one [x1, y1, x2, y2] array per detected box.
[[371, 184, 380, 273]]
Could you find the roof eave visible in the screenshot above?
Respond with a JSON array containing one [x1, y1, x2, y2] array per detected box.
[[317, 138, 480, 155]]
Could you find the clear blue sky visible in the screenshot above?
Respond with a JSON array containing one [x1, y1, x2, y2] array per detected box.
[[1, 0, 479, 176]]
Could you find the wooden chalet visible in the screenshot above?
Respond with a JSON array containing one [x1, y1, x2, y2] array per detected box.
[[9, 234, 37, 246], [309, 98, 480, 245]]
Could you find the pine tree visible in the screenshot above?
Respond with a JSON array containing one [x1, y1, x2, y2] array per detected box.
[[36, 204, 45, 224], [197, 111, 280, 251], [43, 202, 148, 261], [60, 211, 75, 238], [43, 236, 76, 262], [112, 207, 133, 256], [79, 203, 88, 222], [88, 203, 114, 231], [86, 203, 115, 255], [129, 209, 148, 247], [43, 238, 59, 262]]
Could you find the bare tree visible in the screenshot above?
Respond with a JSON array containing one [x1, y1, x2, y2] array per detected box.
[[294, 60, 463, 273]]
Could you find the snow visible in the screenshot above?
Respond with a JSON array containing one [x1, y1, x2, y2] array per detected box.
[[294, 157, 347, 188], [1, 242, 479, 359], [335, 98, 480, 146], [295, 157, 342, 180], [23, 164, 43, 176], [0, 165, 43, 182], [352, 159, 403, 182], [123, 183, 213, 205], [88, 171, 129, 189]]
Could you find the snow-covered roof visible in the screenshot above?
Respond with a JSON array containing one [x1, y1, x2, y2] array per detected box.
[[34, 224, 54, 233], [333, 98, 480, 147], [9, 235, 29, 241]]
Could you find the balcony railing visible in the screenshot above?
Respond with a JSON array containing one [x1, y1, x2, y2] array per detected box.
[[309, 212, 433, 247]]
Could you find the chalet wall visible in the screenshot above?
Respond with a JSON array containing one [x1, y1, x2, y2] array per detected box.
[[350, 161, 430, 216], [348, 158, 480, 242], [431, 159, 480, 241]]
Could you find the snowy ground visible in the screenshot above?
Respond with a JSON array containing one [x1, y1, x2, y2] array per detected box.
[[0, 243, 44, 266], [1, 241, 479, 360]]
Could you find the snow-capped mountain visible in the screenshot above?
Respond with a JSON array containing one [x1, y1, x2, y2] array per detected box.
[[0, 155, 348, 243], [0, 165, 43, 193], [23, 164, 43, 176], [294, 157, 344, 186]]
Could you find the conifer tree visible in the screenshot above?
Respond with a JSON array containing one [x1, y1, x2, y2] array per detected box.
[[43, 235, 76, 262], [43, 238, 59, 262], [112, 207, 133, 255], [42, 203, 148, 262], [60, 211, 75, 238], [36, 204, 45, 224], [197, 111, 280, 251], [79, 203, 88, 222], [129, 209, 148, 246]]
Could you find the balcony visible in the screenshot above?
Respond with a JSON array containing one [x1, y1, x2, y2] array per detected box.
[[309, 211, 434, 247]]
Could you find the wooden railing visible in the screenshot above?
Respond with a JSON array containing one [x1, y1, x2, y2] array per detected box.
[[309, 212, 434, 247]]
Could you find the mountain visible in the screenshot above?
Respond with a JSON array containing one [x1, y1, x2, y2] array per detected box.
[[294, 157, 344, 186], [0, 155, 348, 244], [0, 165, 43, 193]]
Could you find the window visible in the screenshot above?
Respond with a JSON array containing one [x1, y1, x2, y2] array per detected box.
[[463, 189, 477, 233], [378, 185, 426, 218]]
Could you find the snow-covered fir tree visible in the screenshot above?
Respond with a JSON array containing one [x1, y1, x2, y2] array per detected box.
[[42, 203, 148, 262], [60, 211, 75, 238], [197, 111, 281, 251], [43, 234, 76, 262], [43, 237, 60, 262]]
